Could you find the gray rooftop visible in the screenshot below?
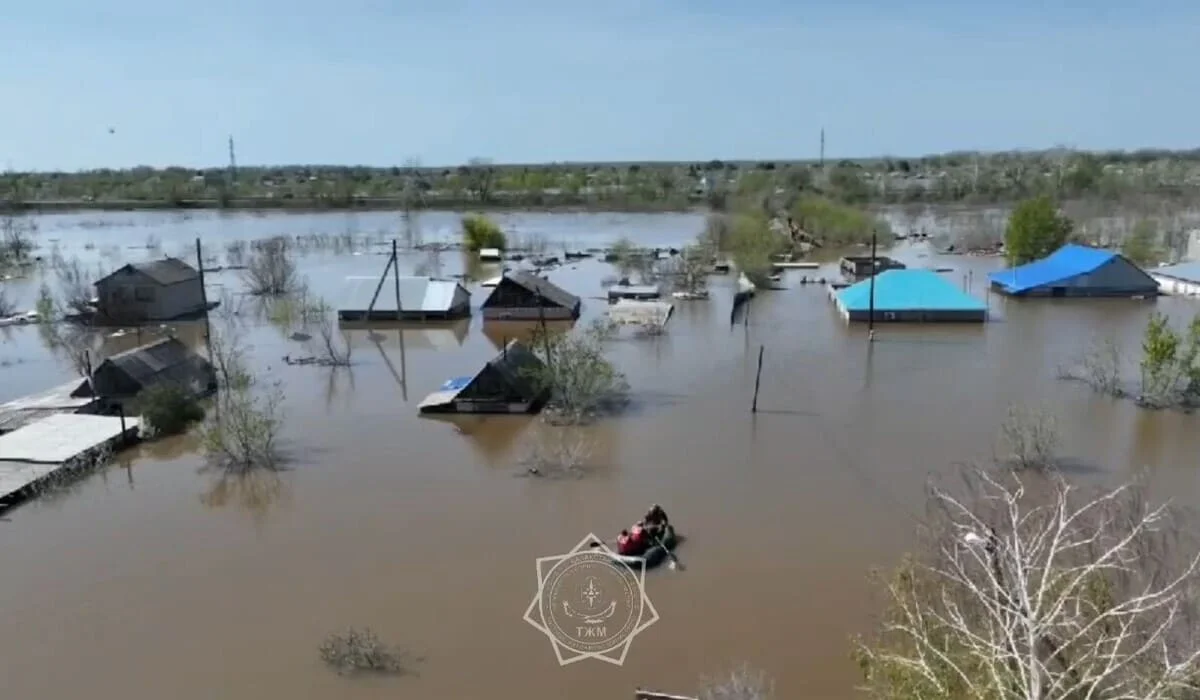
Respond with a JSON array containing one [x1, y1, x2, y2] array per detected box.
[[98, 257, 199, 286], [1151, 261, 1200, 284], [502, 271, 581, 310], [341, 276, 469, 312]]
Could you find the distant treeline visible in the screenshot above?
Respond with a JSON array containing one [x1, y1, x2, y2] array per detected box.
[[5, 148, 1200, 212]]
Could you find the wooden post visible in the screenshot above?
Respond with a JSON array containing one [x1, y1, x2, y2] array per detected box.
[[196, 237, 213, 362], [118, 403, 127, 437], [365, 253, 395, 318], [751, 344, 764, 413], [392, 239, 402, 320]]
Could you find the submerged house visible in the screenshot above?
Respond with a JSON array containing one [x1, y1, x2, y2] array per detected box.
[[840, 255, 906, 279], [481, 271, 581, 321], [1149, 262, 1200, 297], [988, 244, 1159, 298], [72, 337, 217, 410], [607, 284, 662, 302], [417, 340, 548, 415], [94, 257, 207, 323], [832, 269, 988, 323], [338, 276, 471, 321]]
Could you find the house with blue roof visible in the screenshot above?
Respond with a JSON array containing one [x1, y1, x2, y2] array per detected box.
[[987, 243, 1158, 298], [832, 269, 988, 323]]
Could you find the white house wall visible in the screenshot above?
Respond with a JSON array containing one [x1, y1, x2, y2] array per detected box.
[[1151, 275, 1200, 297]]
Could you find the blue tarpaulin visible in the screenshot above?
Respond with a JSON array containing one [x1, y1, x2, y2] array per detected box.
[[441, 376, 473, 391], [987, 244, 1117, 294]]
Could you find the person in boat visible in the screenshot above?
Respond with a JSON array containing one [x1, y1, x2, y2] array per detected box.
[[616, 529, 637, 556], [627, 521, 649, 556], [643, 503, 669, 540]]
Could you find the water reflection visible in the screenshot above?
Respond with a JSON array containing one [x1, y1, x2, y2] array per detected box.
[[480, 320, 574, 351], [420, 414, 533, 466], [200, 470, 292, 525]]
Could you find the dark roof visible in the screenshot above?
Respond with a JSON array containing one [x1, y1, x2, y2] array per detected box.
[[503, 271, 581, 309], [90, 337, 214, 395], [480, 340, 545, 398], [99, 257, 199, 287]]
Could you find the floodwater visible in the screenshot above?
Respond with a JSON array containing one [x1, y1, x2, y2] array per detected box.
[[3, 208, 1200, 699]]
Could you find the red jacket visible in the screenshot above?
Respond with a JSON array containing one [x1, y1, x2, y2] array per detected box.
[[617, 534, 635, 556]]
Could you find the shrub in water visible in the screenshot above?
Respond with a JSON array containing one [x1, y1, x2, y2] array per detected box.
[[136, 383, 205, 437], [461, 214, 507, 251]]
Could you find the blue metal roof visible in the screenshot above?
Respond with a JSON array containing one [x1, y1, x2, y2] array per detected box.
[[836, 269, 987, 312], [987, 244, 1116, 294], [1151, 261, 1200, 284]]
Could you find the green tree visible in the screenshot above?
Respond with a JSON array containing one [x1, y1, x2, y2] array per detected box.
[[1004, 196, 1074, 264], [1120, 220, 1161, 267], [460, 214, 506, 251], [1138, 312, 1200, 407]]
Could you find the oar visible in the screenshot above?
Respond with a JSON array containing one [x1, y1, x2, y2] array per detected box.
[[652, 530, 684, 571]]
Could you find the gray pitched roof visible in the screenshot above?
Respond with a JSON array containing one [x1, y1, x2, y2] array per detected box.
[[1151, 261, 1200, 284], [100, 257, 199, 287], [91, 337, 214, 396], [482, 340, 545, 398], [503, 271, 580, 309]]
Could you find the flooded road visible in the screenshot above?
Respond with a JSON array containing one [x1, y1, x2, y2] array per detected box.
[[3, 208, 1200, 699]]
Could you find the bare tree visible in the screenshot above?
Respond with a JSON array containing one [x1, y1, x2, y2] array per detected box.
[[199, 326, 286, 473], [1057, 336, 1125, 398], [0, 286, 14, 317], [243, 236, 298, 295], [462, 157, 496, 203], [302, 300, 352, 367], [319, 628, 417, 676], [855, 467, 1200, 700], [997, 404, 1060, 472], [52, 257, 97, 315], [699, 665, 775, 700], [519, 424, 597, 478], [526, 319, 629, 425], [0, 210, 37, 266]]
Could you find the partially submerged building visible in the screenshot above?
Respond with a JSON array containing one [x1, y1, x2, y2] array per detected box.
[[480, 271, 581, 321], [72, 337, 217, 410], [840, 255, 905, 279], [832, 269, 988, 323], [607, 284, 662, 302], [1149, 261, 1200, 297], [987, 244, 1159, 298], [478, 248, 503, 262], [94, 257, 207, 323], [607, 299, 674, 328], [417, 340, 548, 415], [338, 276, 471, 321]]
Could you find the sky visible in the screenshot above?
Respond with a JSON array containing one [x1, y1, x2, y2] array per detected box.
[[3, 0, 1198, 171]]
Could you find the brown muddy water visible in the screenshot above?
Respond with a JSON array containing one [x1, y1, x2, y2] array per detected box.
[[3, 209, 1200, 699]]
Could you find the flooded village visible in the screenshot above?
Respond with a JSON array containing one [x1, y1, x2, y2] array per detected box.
[[4, 205, 1200, 700]]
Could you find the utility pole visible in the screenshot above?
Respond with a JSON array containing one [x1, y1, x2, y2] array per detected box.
[[819, 128, 825, 168], [867, 229, 877, 342], [227, 135, 237, 187]]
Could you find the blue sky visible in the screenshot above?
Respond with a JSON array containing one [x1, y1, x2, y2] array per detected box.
[[4, 0, 1198, 170]]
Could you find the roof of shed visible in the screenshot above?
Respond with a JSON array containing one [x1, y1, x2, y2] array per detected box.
[[837, 269, 987, 311], [987, 244, 1119, 293], [1151, 261, 1200, 284], [501, 271, 580, 309], [98, 257, 199, 286], [340, 276, 468, 312], [91, 337, 212, 392]]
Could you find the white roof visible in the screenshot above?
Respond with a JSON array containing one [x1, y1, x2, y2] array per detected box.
[[479, 248, 502, 258], [0, 413, 140, 464], [607, 299, 674, 326], [340, 276, 468, 312]]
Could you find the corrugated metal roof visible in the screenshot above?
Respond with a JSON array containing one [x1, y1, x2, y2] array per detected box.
[[341, 276, 467, 312], [987, 244, 1117, 294], [1151, 261, 1200, 284], [418, 341, 545, 410], [837, 270, 987, 312], [608, 299, 674, 326], [93, 337, 213, 395]]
